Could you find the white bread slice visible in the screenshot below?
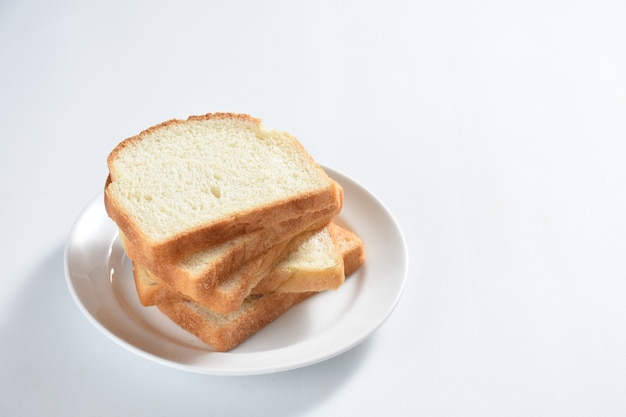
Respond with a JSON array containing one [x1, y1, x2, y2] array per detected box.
[[156, 228, 365, 352], [120, 191, 341, 297], [105, 113, 341, 262], [132, 224, 350, 314]]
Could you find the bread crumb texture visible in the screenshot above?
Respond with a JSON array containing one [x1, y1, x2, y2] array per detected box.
[[107, 114, 329, 240]]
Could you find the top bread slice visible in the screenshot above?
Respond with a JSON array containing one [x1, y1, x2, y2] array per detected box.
[[105, 113, 341, 261]]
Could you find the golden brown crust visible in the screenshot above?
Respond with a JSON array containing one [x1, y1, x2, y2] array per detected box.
[[157, 292, 314, 352], [328, 223, 365, 277]]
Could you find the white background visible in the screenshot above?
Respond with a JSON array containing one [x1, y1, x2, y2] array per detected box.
[[2, 0, 626, 415]]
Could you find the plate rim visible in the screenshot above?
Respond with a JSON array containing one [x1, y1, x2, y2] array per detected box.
[[64, 166, 408, 375]]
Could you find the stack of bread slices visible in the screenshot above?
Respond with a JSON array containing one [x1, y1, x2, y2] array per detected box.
[[104, 113, 365, 352]]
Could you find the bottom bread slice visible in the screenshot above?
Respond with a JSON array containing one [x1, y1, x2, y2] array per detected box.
[[157, 292, 315, 352]]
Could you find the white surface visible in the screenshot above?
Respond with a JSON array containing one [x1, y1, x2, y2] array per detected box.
[[1, 0, 626, 415], [64, 167, 407, 375]]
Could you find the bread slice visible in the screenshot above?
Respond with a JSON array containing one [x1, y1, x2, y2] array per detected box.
[[105, 113, 341, 262], [132, 224, 351, 313], [133, 231, 297, 313], [156, 228, 365, 352], [158, 292, 315, 352], [251, 223, 357, 294], [120, 189, 341, 297]]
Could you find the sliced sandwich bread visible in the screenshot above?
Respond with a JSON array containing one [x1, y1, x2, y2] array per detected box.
[[105, 113, 342, 262]]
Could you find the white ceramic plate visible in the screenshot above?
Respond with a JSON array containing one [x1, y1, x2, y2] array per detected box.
[[64, 167, 408, 375]]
